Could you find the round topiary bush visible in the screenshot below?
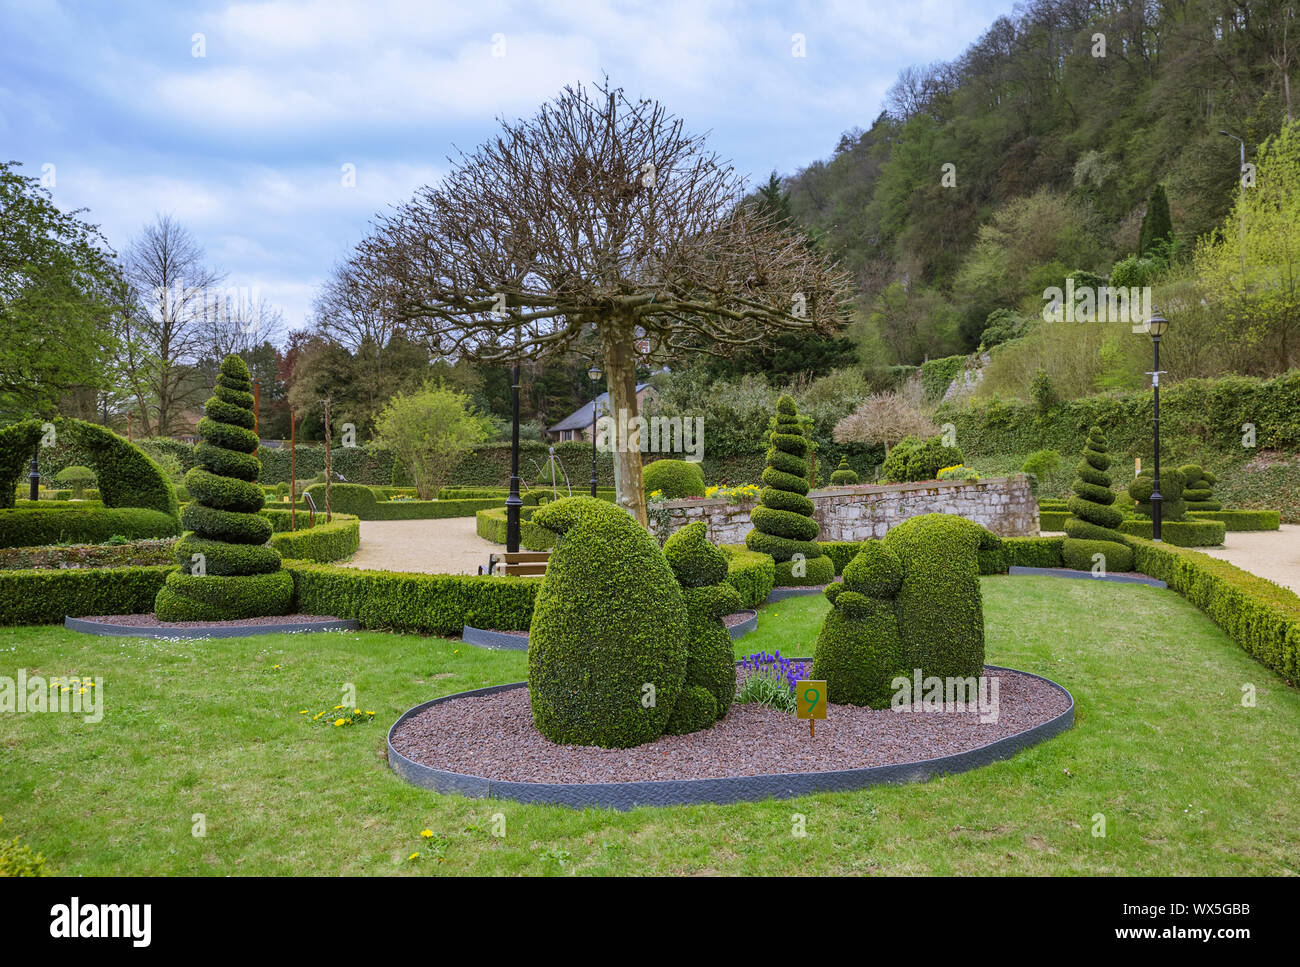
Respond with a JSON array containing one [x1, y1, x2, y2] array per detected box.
[[829, 457, 859, 486], [1178, 464, 1221, 512], [661, 522, 742, 735], [811, 539, 906, 708], [1128, 466, 1186, 521], [879, 434, 964, 484], [883, 513, 994, 681], [155, 355, 291, 621], [1064, 426, 1132, 572], [527, 496, 688, 748], [745, 395, 833, 585], [643, 459, 706, 499]]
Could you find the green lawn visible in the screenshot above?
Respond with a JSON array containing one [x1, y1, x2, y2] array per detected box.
[[2, 575, 1298, 875]]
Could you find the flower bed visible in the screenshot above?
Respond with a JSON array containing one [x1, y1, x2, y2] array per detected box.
[[0, 538, 176, 570]]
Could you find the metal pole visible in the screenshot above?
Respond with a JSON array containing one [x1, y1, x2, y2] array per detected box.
[[28, 443, 39, 501], [506, 361, 522, 554], [1151, 335, 1163, 543], [290, 407, 297, 532], [590, 378, 599, 498]]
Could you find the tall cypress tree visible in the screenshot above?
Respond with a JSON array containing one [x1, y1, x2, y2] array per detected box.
[[154, 355, 293, 620], [1138, 184, 1174, 256]]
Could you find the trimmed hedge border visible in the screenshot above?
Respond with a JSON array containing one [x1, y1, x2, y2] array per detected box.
[[1039, 510, 1069, 531], [386, 664, 1075, 810], [303, 483, 503, 520], [266, 515, 360, 563], [0, 565, 173, 625], [475, 506, 558, 551], [1130, 537, 1300, 683], [1188, 509, 1282, 531], [1117, 518, 1226, 547], [0, 507, 180, 546]]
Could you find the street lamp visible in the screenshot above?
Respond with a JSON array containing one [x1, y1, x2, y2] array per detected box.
[[587, 364, 602, 498], [1219, 130, 1247, 275], [505, 358, 522, 554], [1146, 309, 1170, 542]]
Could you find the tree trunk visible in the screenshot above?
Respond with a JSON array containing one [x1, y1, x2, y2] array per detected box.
[[602, 329, 647, 526]]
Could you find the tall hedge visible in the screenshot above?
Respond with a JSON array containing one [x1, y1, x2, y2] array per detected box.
[[155, 356, 292, 620], [527, 496, 688, 748], [1064, 426, 1133, 571], [744, 395, 833, 585]]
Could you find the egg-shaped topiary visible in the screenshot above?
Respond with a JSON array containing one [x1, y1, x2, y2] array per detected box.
[[662, 522, 742, 735], [154, 355, 291, 621], [829, 457, 859, 486], [527, 496, 688, 748], [643, 459, 706, 499], [811, 539, 906, 707], [745, 395, 833, 585], [1064, 426, 1133, 572]]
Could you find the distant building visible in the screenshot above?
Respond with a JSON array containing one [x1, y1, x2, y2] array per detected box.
[[547, 383, 656, 442]]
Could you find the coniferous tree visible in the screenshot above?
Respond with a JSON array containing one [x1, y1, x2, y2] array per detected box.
[[1138, 183, 1174, 256]]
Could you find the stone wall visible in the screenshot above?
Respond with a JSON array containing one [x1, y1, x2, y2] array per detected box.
[[651, 475, 1038, 545]]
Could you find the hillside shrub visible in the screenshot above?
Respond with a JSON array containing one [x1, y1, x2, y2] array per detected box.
[[879, 434, 965, 483], [921, 355, 966, 401], [527, 497, 688, 748]]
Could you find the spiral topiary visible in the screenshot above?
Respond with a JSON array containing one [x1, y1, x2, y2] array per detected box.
[[829, 456, 858, 486], [1178, 464, 1220, 512], [154, 355, 292, 620], [811, 539, 906, 707], [661, 522, 742, 735], [1063, 426, 1132, 572], [744, 395, 833, 585]]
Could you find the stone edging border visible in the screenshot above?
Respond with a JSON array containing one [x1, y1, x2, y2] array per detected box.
[[766, 585, 828, 602], [462, 610, 759, 651], [64, 615, 360, 638], [1007, 566, 1168, 589], [386, 664, 1074, 811]]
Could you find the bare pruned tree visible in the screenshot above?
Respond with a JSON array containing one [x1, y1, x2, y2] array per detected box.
[[119, 214, 222, 436], [352, 80, 853, 523]]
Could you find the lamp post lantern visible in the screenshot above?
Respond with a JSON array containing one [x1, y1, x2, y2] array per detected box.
[[506, 359, 523, 554], [587, 364, 602, 498], [1146, 309, 1170, 542]]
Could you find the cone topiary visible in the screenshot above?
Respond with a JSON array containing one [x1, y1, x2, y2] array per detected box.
[[527, 496, 688, 748], [829, 456, 858, 486], [662, 522, 742, 735], [1178, 464, 1221, 512], [1063, 426, 1132, 572], [744, 395, 833, 585], [1128, 466, 1186, 521], [811, 539, 906, 707], [154, 355, 292, 620]]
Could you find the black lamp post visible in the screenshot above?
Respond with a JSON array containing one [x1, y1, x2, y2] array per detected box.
[[1147, 309, 1170, 542], [505, 359, 522, 554], [28, 443, 40, 501], [587, 364, 602, 498]]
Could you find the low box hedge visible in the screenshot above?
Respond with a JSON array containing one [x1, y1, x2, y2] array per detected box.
[[0, 564, 173, 625], [475, 506, 558, 551], [718, 545, 777, 610], [285, 560, 540, 635], [266, 515, 360, 563], [1040, 510, 1069, 531], [1188, 509, 1281, 531], [0, 507, 180, 547], [302, 483, 502, 520], [1118, 518, 1226, 547], [978, 535, 1066, 574], [1130, 537, 1300, 683], [822, 541, 863, 575]]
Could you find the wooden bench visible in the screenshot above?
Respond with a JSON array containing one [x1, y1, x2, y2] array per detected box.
[[501, 551, 550, 576]]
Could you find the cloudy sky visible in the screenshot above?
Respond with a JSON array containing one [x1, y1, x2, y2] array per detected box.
[[1, 0, 1014, 339]]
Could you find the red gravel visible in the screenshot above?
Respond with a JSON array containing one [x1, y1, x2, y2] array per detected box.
[[79, 613, 345, 629], [390, 667, 1070, 783]]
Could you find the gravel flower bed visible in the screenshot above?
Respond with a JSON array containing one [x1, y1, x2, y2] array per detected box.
[[389, 666, 1070, 784]]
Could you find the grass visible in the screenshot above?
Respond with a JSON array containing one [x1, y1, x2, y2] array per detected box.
[[1, 575, 1298, 875]]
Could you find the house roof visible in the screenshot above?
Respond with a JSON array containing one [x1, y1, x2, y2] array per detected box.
[[548, 383, 652, 432]]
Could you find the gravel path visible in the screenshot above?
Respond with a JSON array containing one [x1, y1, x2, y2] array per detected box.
[[390, 667, 1069, 783], [1199, 524, 1300, 593], [342, 517, 501, 575]]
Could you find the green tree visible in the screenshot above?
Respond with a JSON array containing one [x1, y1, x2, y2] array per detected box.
[[373, 383, 493, 499], [1138, 184, 1174, 256]]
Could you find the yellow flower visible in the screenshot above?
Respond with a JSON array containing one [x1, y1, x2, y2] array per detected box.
[[408, 852, 420, 861], [420, 829, 434, 838], [366, 711, 375, 716], [334, 718, 347, 726], [333, 705, 344, 710], [298, 710, 308, 715]]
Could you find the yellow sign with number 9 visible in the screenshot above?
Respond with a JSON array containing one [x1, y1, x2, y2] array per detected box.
[[796, 680, 827, 719]]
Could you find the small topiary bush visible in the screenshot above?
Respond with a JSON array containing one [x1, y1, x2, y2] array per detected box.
[[745, 395, 832, 586], [1063, 426, 1131, 571], [1128, 465, 1187, 521], [527, 496, 688, 748], [878, 434, 964, 483], [811, 539, 907, 708], [662, 522, 742, 735], [1179, 464, 1221, 512], [642, 459, 706, 499], [54, 466, 96, 499], [156, 355, 291, 621], [883, 513, 995, 680], [829, 456, 859, 485], [718, 545, 776, 609]]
